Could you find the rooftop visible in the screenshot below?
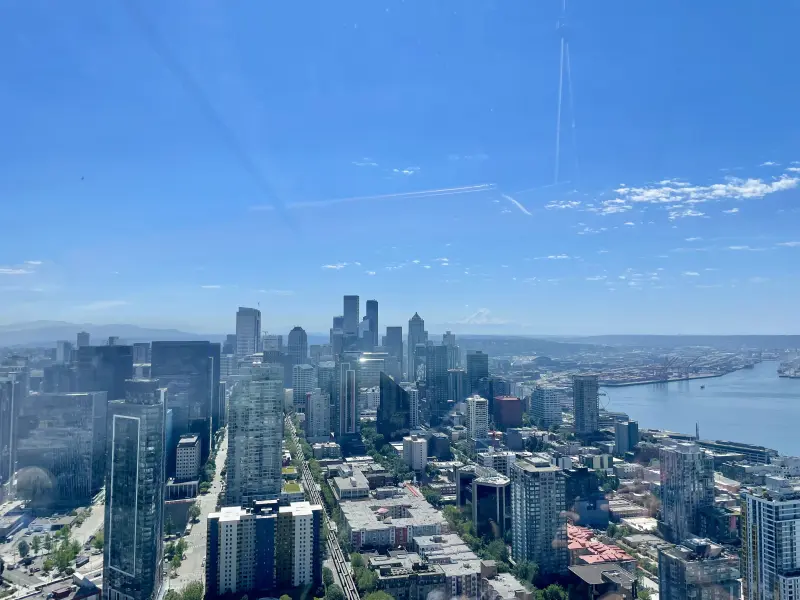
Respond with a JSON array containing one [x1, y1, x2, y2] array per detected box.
[[178, 435, 199, 447], [340, 487, 448, 532], [569, 563, 636, 588]]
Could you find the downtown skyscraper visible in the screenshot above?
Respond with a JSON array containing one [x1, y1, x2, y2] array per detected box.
[[226, 367, 283, 505], [288, 326, 308, 367], [407, 312, 427, 380], [103, 379, 166, 600], [659, 442, 714, 543], [236, 307, 262, 358], [365, 299, 379, 349], [572, 374, 599, 437]]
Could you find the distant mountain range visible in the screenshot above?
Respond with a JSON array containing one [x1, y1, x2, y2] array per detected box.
[[0, 321, 225, 347]]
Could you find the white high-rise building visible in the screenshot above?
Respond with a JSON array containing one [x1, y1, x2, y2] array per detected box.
[[176, 435, 201, 482], [226, 367, 283, 505], [742, 479, 800, 600], [466, 395, 489, 441], [511, 456, 568, 576], [55, 340, 73, 364], [236, 307, 261, 358], [403, 385, 419, 428], [403, 435, 427, 471], [531, 385, 562, 429], [292, 364, 315, 413], [660, 442, 714, 543], [306, 388, 330, 441]]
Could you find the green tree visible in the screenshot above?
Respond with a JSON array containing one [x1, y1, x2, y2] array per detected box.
[[92, 531, 104, 551], [165, 514, 175, 536], [637, 588, 653, 600], [355, 568, 377, 594], [280, 595, 292, 600], [350, 553, 365, 568], [31, 536, 41, 555], [323, 567, 335, 587], [164, 591, 181, 600], [171, 554, 182, 572], [606, 523, 618, 538], [17, 540, 29, 558], [188, 503, 201, 522], [181, 581, 204, 600], [175, 538, 188, 557], [43, 534, 53, 552], [42, 557, 54, 575], [364, 593, 393, 600], [58, 525, 71, 541], [513, 561, 539, 587], [536, 585, 568, 600], [54, 548, 71, 573], [70, 539, 81, 556], [324, 584, 344, 600]]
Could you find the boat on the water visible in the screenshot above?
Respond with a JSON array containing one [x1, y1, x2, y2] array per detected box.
[[700, 385, 705, 389]]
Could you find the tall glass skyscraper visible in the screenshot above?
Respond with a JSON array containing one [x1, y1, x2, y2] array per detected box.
[[365, 300, 379, 349], [377, 373, 411, 441], [287, 326, 308, 367], [76, 345, 133, 401], [103, 379, 166, 600], [236, 307, 262, 358]]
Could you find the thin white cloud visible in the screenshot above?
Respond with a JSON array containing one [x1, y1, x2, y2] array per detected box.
[[597, 249, 610, 254], [777, 241, 800, 247], [683, 271, 700, 277], [545, 200, 582, 210], [200, 285, 221, 289], [501, 194, 533, 216], [423, 265, 431, 269], [77, 300, 128, 311], [412, 260, 420, 264], [786, 167, 800, 173], [0, 267, 33, 275], [547, 254, 571, 260], [393, 166, 420, 176], [434, 257, 449, 262], [24, 260, 42, 266], [352, 159, 378, 167], [727, 245, 763, 251], [669, 208, 705, 220], [749, 276, 769, 284], [759, 161, 779, 167], [259, 289, 294, 296], [685, 237, 703, 242], [322, 263, 348, 270], [251, 183, 494, 211], [623, 221, 635, 226], [696, 284, 723, 289], [366, 271, 376, 276], [586, 275, 607, 281], [722, 207, 740, 214]]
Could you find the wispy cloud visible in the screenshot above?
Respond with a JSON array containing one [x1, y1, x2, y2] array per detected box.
[[777, 241, 800, 247], [685, 237, 703, 242], [547, 254, 571, 260], [366, 271, 376, 276], [683, 271, 700, 277], [623, 221, 635, 226], [760, 161, 779, 167], [352, 158, 378, 167], [787, 167, 800, 173], [501, 194, 532, 216], [727, 245, 764, 251], [0, 267, 33, 275], [722, 207, 740, 214], [200, 284, 221, 289], [586, 275, 607, 281], [24, 260, 42, 266], [392, 166, 420, 176], [258, 289, 294, 296], [545, 200, 582, 210], [322, 263, 348, 270], [251, 183, 495, 211], [77, 300, 128, 311], [457, 308, 508, 326], [749, 276, 769, 284]]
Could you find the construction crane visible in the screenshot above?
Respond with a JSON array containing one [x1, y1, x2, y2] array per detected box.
[[654, 355, 680, 382]]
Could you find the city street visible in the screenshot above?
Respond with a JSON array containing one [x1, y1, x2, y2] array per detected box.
[[169, 433, 228, 592]]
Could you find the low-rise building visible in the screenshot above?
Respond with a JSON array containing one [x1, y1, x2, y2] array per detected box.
[[567, 525, 636, 572], [176, 435, 201, 482], [403, 435, 428, 471], [477, 449, 516, 477], [340, 488, 448, 550], [281, 481, 305, 504], [312, 442, 341, 459], [480, 571, 533, 600], [413, 534, 482, 600], [568, 563, 637, 600], [330, 468, 370, 501], [368, 552, 446, 600], [658, 539, 740, 600]]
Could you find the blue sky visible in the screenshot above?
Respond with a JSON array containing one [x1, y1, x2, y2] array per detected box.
[[2, 1, 800, 336]]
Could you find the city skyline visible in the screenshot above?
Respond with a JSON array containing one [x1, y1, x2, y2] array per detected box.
[[2, 3, 800, 334]]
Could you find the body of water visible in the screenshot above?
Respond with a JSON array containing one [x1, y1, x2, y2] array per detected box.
[[603, 361, 800, 456]]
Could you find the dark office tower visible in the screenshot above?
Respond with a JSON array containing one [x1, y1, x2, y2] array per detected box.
[[447, 368, 467, 403], [42, 363, 77, 393], [377, 373, 411, 442], [288, 326, 308, 367], [343, 296, 360, 335], [222, 334, 236, 356], [426, 345, 450, 426], [132, 342, 150, 364], [572, 374, 599, 437], [76, 331, 90, 348], [16, 391, 107, 508], [467, 351, 489, 395], [338, 361, 358, 436], [366, 300, 379, 348], [0, 376, 22, 489], [77, 345, 134, 401], [103, 379, 166, 600], [407, 313, 426, 380], [236, 307, 261, 358], [333, 315, 344, 330], [384, 326, 403, 371], [151, 341, 218, 467], [108, 336, 120, 346]]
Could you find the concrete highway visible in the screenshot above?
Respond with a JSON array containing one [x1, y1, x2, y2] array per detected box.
[[285, 417, 359, 600]]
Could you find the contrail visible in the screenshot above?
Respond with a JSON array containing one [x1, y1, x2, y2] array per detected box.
[[123, 0, 290, 221], [251, 184, 496, 211], [501, 193, 533, 216]]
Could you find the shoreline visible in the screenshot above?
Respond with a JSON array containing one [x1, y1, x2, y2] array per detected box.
[[601, 372, 726, 388]]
